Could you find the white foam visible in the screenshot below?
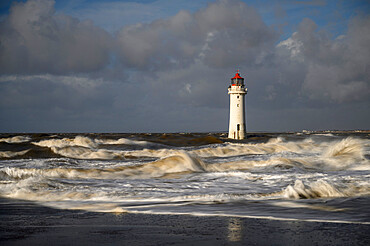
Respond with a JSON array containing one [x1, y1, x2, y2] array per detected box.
[[271, 201, 346, 212], [0, 149, 30, 158], [0, 152, 205, 180], [33, 136, 97, 148], [0, 136, 31, 143], [95, 138, 150, 146], [1, 134, 369, 224], [191, 137, 324, 157], [35, 137, 369, 173], [50, 146, 121, 159], [323, 137, 363, 158], [313, 133, 335, 137], [33, 136, 157, 150], [129, 210, 370, 225], [124, 148, 179, 158], [321, 137, 370, 171], [115, 137, 370, 172], [283, 179, 370, 199]]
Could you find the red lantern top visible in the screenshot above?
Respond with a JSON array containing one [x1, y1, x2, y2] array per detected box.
[[230, 70, 244, 86], [232, 72, 243, 79]]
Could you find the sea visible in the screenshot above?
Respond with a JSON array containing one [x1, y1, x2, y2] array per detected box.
[[0, 131, 369, 224]]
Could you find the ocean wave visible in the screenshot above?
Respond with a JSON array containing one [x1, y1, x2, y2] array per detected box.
[[200, 137, 369, 171], [32, 135, 158, 151], [3, 177, 368, 215], [0, 175, 102, 203], [282, 179, 370, 199], [50, 146, 122, 159], [0, 149, 30, 158], [45, 138, 369, 171], [29, 135, 370, 171], [47, 145, 173, 160], [192, 137, 322, 157], [95, 138, 151, 146], [125, 137, 368, 166], [321, 137, 369, 171], [123, 138, 301, 158], [0, 136, 31, 143], [33, 136, 98, 148], [2, 153, 363, 183], [323, 137, 363, 158], [0, 152, 205, 180], [1, 132, 369, 222]]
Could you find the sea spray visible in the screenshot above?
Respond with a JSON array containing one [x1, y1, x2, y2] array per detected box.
[[0, 132, 369, 223]]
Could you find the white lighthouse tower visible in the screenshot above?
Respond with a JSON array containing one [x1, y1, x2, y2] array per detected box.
[[228, 70, 248, 139]]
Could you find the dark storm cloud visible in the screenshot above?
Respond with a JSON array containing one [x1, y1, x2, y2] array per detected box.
[[0, 74, 143, 132], [116, 0, 277, 70], [277, 16, 370, 103], [0, 0, 369, 132], [114, 0, 280, 114], [115, 0, 369, 111], [0, 0, 111, 74]]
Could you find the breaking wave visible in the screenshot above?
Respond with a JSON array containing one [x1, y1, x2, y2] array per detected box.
[[95, 138, 151, 146], [121, 137, 369, 171], [27, 136, 370, 172], [33, 136, 98, 148], [283, 179, 370, 199], [193, 136, 365, 158], [1, 133, 369, 220], [0, 149, 30, 158], [50, 146, 122, 159], [323, 137, 364, 158], [29, 135, 369, 171], [0, 152, 205, 180], [320, 137, 369, 171], [33, 135, 154, 149], [0, 136, 31, 143]]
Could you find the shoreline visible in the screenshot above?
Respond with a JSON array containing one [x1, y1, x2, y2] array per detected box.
[[127, 211, 370, 225], [1, 198, 369, 245]]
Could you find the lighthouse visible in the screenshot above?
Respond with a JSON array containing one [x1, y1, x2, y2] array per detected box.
[[228, 70, 248, 139]]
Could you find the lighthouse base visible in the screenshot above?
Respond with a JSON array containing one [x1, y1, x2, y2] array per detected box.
[[228, 124, 246, 140]]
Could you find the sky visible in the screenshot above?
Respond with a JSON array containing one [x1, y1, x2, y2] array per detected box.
[[0, 0, 369, 133]]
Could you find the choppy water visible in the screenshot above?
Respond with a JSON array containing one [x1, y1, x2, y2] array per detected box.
[[0, 132, 369, 224]]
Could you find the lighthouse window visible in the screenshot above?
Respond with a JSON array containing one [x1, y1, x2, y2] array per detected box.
[[237, 104, 239, 107], [237, 96, 239, 98]]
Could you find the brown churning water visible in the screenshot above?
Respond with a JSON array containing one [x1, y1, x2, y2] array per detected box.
[[0, 132, 369, 223]]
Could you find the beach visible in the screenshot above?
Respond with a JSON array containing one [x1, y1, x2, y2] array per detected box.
[[1, 198, 369, 245], [1, 0, 369, 244], [1, 132, 369, 245]]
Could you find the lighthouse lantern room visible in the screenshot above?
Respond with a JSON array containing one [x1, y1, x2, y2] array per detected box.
[[228, 70, 248, 139]]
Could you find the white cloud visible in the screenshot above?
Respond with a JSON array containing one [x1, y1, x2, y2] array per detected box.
[[277, 32, 304, 62]]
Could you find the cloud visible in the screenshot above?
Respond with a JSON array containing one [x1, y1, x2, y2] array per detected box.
[[116, 0, 277, 70], [0, 74, 111, 111], [277, 17, 370, 103], [294, 0, 326, 6], [0, 72, 229, 132], [61, 0, 210, 33], [0, 0, 111, 74], [0, 0, 369, 132], [0, 73, 146, 132]]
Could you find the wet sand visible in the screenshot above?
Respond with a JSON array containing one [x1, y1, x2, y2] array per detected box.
[[0, 198, 369, 246]]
